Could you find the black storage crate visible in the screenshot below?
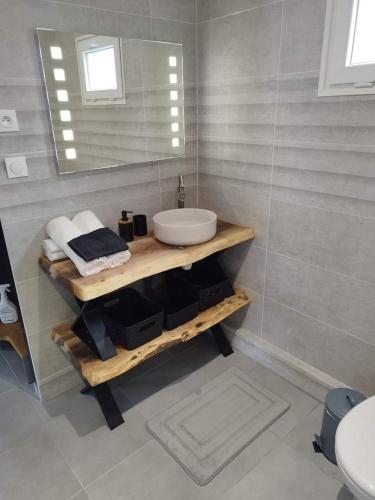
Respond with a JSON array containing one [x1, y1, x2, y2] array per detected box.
[[103, 288, 164, 350], [155, 278, 199, 330], [186, 259, 235, 311]]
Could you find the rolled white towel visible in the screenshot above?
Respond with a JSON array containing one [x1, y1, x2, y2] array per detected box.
[[47, 251, 66, 262], [46, 216, 107, 277], [72, 210, 104, 234], [42, 238, 62, 254], [42, 239, 66, 261]]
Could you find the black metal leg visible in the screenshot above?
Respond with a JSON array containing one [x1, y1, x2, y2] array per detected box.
[[210, 323, 233, 357], [92, 382, 124, 430], [83, 310, 117, 361], [80, 383, 92, 395], [73, 303, 116, 361]]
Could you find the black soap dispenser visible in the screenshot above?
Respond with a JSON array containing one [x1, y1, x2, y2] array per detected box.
[[118, 210, 134, 242]]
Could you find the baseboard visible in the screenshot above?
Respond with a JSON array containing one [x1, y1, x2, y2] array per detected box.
[[39, 366, 82, 400], [223, 325, 349, 403]]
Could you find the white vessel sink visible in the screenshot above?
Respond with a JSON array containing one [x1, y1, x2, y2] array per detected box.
[[153, 208, 217, 246]]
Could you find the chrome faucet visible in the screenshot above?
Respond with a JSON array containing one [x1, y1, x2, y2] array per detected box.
[[177, 172, 185, 208]]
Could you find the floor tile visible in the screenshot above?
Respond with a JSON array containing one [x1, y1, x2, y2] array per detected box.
[[0, 429, 81, 500], [284, 404, 343, 482], [248, 363, 320, 437], [0, 344, 27, 386], [86, 440, 219, 500], [209, 430, 281, 495], [111, 347, 179, 388], [117, 356, 198, 419], [69, 491, 90, 500], [0, 387, 43, 455], [182, 335, 259, 376], [41, 387, 152, 486], [223, 441, 349, 500], [0, 354, 19, 394]]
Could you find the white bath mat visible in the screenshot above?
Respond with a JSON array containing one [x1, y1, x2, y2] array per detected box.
[[147, 367, 290, 485]]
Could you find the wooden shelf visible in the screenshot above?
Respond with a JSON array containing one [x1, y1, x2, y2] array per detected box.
[[52, 287, 250, 386], [0, 321, 27, 359], [40, 221, 254, 302]]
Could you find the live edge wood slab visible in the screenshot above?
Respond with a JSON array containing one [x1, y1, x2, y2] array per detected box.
[[40, 220, 254, 302], [0, 321, 28, 359], [52, 287, 250, 387]]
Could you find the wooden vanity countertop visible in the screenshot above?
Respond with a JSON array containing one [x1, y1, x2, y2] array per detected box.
[[40, 220, 255, 302]]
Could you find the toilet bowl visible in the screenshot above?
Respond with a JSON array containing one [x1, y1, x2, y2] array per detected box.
[[336, 395, 375, 500]]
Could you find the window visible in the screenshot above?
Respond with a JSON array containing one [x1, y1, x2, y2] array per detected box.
[[76, 35, 126, 105], [319, 0, 375, 96]]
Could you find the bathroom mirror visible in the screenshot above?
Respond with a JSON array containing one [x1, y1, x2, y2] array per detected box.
[[37, 29, 185, 174]]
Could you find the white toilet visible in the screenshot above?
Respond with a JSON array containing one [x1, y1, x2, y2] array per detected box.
[[336, 395, 375, 500]]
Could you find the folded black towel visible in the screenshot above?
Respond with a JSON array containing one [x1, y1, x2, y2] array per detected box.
[[68, 227, 128, 262]]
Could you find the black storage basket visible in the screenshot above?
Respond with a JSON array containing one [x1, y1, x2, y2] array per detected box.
[[186, 259, 235, 311], [153, 277, 199, 331], [103, 288, 164, 350]]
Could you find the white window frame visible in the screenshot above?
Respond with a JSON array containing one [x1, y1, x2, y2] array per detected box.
[[318, 0, 375, 96], [76, 35, 126, 105]]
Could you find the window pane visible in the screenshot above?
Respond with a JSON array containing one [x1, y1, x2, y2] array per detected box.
[[84, 46, 117, 91], [349, 0, 375, 65]]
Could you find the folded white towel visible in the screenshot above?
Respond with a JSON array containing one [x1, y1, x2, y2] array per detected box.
[[107, 250, 132, 268], [46, 216, 107, 277], [72, 210, 132, 269], [42, 239, 66, 261]]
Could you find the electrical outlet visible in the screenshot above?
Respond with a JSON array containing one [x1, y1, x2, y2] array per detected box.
[[0, 110, 19, 132]]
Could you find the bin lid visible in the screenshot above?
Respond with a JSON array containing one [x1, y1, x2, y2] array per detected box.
[[326, 388, 366, 421]]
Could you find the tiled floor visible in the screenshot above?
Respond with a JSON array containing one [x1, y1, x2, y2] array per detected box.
[[0, 333, 351, 500]]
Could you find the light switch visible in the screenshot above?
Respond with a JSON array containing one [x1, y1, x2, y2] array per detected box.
[[0, 110, 19, 132], [4, 156, 29, 179]]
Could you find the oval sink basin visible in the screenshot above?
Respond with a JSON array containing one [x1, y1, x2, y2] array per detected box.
[[153, 208, 217, 246]]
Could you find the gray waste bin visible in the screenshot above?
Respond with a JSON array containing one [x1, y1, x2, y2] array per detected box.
[[313, 388, 366, 464]]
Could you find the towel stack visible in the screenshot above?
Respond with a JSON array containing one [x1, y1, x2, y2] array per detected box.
[[45, 210, 131, 277]]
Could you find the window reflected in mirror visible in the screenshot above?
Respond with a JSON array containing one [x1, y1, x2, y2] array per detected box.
[[37, 29, 185, 174]]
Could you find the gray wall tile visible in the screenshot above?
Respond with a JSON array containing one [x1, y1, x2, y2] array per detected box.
[[151, 0, 196, 23], [151, 18, 197, 84], [198, 0, 277, 22], [220, 241, 266, 294], [17, 275, 77, 337], [199, 174, 271, 247], [224, 287, 264, 337], [198, 2, 282, 82], [279, 0, 326, 74], [269, 199, 375, 285], [263, 299, 375, 394], [265, 251, 375, 348], [27, 328, 74, 382]]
